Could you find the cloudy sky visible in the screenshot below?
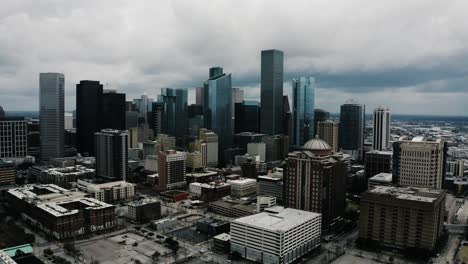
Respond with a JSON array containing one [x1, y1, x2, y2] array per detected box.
[[1, 0, 467, 116]]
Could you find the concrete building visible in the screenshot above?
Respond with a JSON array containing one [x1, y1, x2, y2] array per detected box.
[[39, 165, 95, 189], [247, 142, 266, 162], [447, 160, 465, 177], [214, 233, 231, 254], [186, 151, 203, 170], [77, 179, 135, 203], [365, 150, 392, 178], [157, 150, 186, 191], [209, 199, 257, 218], [393, 137, 446, 189], [359, 186, 445, 251], [316, 120, 339, 153], [372, 107, 391, 151], [235, 154, 260, 166], [128, 127, 154, 149], [128, 199, 161, 223], [186, 170, 218, 184], [230, 178, 257, 198], [284, 136, 347, 228], [7, 184, 116, 239], [144, 155, 158, 172], [40, 73, 65, 161], [313, 109, 330, 135], [257, 168, 283, 204], [231, 206, 321, 264], [368, 172, 393, 189], [256, 195, 277, 212], [262, 134, 289, 162], [198, 129, 219, 167], [0, 159, 15, 185], [157, 134, 176, 151], [94, 129, 128, 181], [0, 119, 28, 158]]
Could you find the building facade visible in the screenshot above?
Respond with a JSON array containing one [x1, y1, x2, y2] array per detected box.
[[316, 120, 339, 153], [40, 73, 65, 160], [292, 77, 315, 146], [365, 150, 392, 178], [0, 119, 28, 158], [157, 150, 186, 191], [313, 109, 330, 135], [160, 88, 188, 143], [372, 106, 391, 151], [339, 102, 365, 161], [94, 129, 128, 181], [77, 179, 135, 203]]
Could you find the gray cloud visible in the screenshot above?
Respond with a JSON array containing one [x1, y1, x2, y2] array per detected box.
[[0, 0, 467, 116]]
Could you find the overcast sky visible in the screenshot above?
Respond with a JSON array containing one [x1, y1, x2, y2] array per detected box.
[[0, 0, 467, 115]]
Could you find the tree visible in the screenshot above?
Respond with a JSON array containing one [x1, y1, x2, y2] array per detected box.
[[152, 251, 161, 263], [43, 248, 54, 256]]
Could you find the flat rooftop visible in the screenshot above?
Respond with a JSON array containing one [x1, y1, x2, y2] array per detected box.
[[366, 150, 393, 155], [232, 206, 321, 232], [369, 186, 443, 203], [369, 173, 393, 182], [214, 233, 230, 241]]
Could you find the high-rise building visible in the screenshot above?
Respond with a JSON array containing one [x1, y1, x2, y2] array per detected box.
[[195, 87, 204, 106], [260, 49, 284, 135], [292, 77, 315, 146], [372, 106, 391, 151], [365, 150, 392, 178], [94, 129, 128, 181], [64, 113, 73, 130], [0, 105, 4, 120], [339, 102, 365, 160], [76, 80, 103, 156], [126, 111, 139, 129], [204, 67, 233, 158], [284, 136, 347, 228], [359, 186, 445, 252], [314, 109, 330, 134], [102, 90, 126, 130], [316, 120, 339, 153], [234, 100, 260, 133], [198, 129, 219, 168], [0, 118, 28, 158], [160, 88, 188, 143], [447, 160, 465, 177], [230, 207, 321, 264], [393, 137, 445, 189], [0, 159, 15, 185], [283, 95, 292, 141], [262, 134, 289, 162], [149, 102, 163, 136], [40, 73, 65, 161], [157, 150, 186, 191]]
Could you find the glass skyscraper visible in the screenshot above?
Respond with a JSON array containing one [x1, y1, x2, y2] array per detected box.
[[260, 49, 284, 135], [339, 102, 365, 160], [234, 100, 260, 133], [39, 73, 65, 161], [160, 88, 188, 142], [102, 90, 126, 130], [203, 67, 233, 156], [292, 77, 315, 146]]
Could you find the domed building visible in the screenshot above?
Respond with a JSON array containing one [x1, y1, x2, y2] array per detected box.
[[284, 135, 348, 229], [0, 105, 5, 120]]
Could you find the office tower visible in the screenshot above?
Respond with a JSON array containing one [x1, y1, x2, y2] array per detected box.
[[262, 134, 289, 162], [198, 129, 219, 167], [234, 132, 265, 152], [284, 136, 347, 228], [187, 104, 204, 137], [160, 88, 188, 143], [76, 80, 104, 156], [359, 186, 445, 252], [157, 150, 186, 191], [317, 120, 339, 153], [125, 101, 135, 111], [447, 160, 465, 177], [234, 100, 260, 133], [64, 113, 73, 130], [365, 150, 392, 178], [126, 111, 139, 129], [232, 88, 244, 104], [40, 72, 65, 161], [230, 207, 321, 264], [292, 77, 315, 146], [247, 142, 266, 162], [0, 118, 28, 158], [0, 105, 4, 120], [148, 102, 163, 136], [157, 134, 176, 152], [313, 109, 330, 135], [393, 137, 445, 189], [0, 159, 15, 185], [27, 119, 40, 158], [257, 168, 283, 204], [128, 127, 153, 149], [283, 95, 292, 140], [94, 129, 128, 181], [203, 67, 233, 158], [260, 49, 284, 135], [373, 106, 391, 150], [339, 102, 365, 160], [102, 90, 126, 130], [195, 87, 204, 106]]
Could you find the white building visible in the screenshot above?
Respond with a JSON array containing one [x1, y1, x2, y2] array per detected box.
[[256, 196, 277, 212], [77, 179, 135, 203], [231, 206, 321, 264], [230, 178, 257, 198], [189, 182, 203, 195], [248, 142, 266, 162]]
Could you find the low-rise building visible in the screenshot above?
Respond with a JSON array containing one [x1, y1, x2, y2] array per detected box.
[[0, 159, 15, 186], [368, 172, 393, 189], [230, 178, 257, 198], [210, 199, 257, 218], [213, 233, 231, 254], [7, 184, 116, 239], [231, 206, 322, 264], [77, 180, 135, 203], [128, 199, 161, 224], [39, 165, 95, 189], [186, 170, 218, 184], [196, 219, 230, 237], [257, 168, 283, 204], [256, 196, 277, 212]]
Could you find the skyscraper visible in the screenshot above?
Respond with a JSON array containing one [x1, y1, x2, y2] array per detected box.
[[160, 88, 188, 143], [314, 109, 330, 135], [260, 49, 283, 135], [0, 118, 28, 158], [234, 100, 260, 133], [372, 106, 391, 151], [339, 102, 365, 160], [195, 87, 204, 106], [102, 90, 126, 130], [284, 136, 347, 228], [0, 105, 4, 120], [292, 77, 315, 146], [317, 120, 339, 153], [76, 80, 103, 156], [203, 67, 233, 159], [95, 129, 128, 181], [157, 150, 186, 191], [40, 73, 65, 160]]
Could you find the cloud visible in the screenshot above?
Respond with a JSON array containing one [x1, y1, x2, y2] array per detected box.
[[0, 0, 467, 116]]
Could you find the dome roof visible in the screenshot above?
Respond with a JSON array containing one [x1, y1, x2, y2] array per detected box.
[[303, 135, 331, 150]]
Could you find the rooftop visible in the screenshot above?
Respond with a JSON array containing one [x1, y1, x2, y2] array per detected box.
[[368, 186, 443, 203], [369, 173, 393, 182], [214, 233, 230, 241], [233, 206, 321, 232]]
